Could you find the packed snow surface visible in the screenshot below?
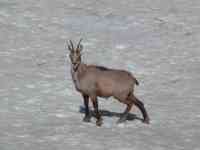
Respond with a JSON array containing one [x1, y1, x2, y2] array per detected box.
[[0, 0, 200, 149]]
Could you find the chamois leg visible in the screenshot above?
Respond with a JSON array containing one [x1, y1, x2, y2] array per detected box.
[[91, 96, 103, 126], [117, 102, 133, 123], [132, 96, 150, 124], [82, 94, 91, 122]]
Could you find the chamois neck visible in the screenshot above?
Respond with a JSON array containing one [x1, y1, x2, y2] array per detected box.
[[71, 62, 87, 91], [77, 63, 87, 74]]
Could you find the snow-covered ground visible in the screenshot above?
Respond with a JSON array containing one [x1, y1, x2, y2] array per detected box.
[[0, 0, 200, 149]]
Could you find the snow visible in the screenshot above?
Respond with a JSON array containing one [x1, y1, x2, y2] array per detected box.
[[0, 0, 200, 150]]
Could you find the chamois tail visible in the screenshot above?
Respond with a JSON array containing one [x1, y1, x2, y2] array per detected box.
[[135, 78, 139, 86]]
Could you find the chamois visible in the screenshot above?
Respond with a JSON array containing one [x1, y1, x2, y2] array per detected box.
[[67, 39, 150, 126]]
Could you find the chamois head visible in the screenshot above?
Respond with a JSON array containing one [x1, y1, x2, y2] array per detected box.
[[67, 39, 83, 71]]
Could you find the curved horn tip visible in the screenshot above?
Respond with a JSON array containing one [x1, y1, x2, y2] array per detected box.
[[69, 40, 74, 50], [77, 38, 83, 49], [69, 40, 73, 44]]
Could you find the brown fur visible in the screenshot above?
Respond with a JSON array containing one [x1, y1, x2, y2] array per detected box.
[[67, 39, 150, 126]]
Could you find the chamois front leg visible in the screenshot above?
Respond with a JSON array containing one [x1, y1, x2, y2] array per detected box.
[[82, 94, 91, 122], [91, 96, 103, 126]]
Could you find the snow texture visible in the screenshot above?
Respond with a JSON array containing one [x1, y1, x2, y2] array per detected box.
[[0, 0, 200, 150]]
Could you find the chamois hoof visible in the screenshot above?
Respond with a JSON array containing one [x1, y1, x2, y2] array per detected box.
[[143, 117, 150, 124], [83, 116, 91, 122], [96, 118, 103, 126], [117, 117, 127, 124]]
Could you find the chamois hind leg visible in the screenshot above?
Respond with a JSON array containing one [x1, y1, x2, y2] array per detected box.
[[115, 93, 134, 123], [117, 102, 133, 123], [82, 94, 91, 122], [130, 94, 150, 124], [90, 95, 103, 126]]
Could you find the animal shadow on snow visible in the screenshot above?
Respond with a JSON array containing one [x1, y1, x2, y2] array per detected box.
[[79, 106, 143, 122]]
